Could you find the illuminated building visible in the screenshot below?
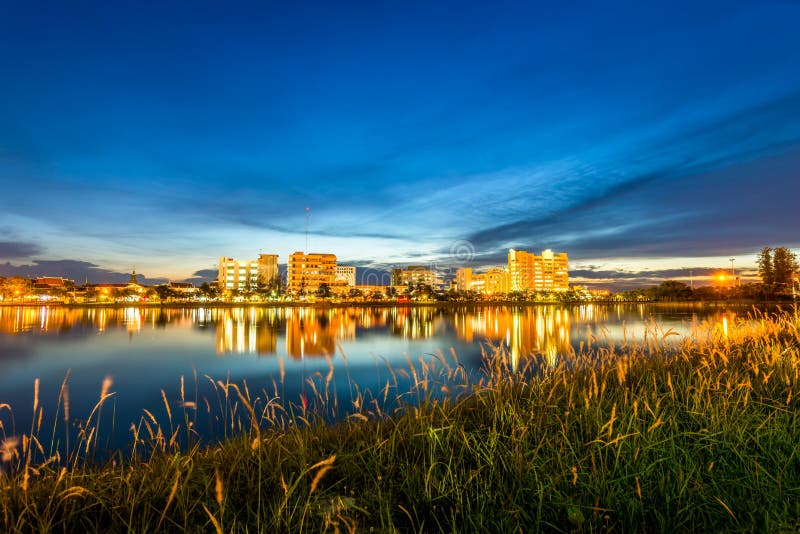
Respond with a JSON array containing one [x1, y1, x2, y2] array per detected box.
[[33, 277, 74, 289], [287, 252, 337, 294], [218, 254, 278, 292], [508, 248, 569, 292], [167, 282, 198, 295], [390, 266, 442, 288], [474, 268, 510, 295], [91, 270, 146, 301], [456, 267, 509, 295], [335, 265, 357, 286], [455, 268, 472, 292], [256, 254, 280, 287]]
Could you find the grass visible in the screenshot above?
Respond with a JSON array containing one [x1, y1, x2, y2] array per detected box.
[[1, 309, 799, 532]]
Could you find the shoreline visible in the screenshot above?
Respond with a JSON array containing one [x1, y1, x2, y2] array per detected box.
[[0, 298, 784, 309]]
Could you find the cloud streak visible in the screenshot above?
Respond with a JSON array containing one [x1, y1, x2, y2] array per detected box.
[[0, 241, 43, 259]]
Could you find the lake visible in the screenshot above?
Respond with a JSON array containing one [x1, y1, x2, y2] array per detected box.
[[0, 303, 761, 453]]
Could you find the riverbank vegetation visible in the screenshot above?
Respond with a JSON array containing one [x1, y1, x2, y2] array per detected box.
[[1, 309, 799, 532]]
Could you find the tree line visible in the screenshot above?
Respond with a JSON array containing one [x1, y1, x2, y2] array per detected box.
[[617, 247, 798, 301]]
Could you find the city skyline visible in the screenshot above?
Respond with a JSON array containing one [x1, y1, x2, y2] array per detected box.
[[2, 1, 799, 290]]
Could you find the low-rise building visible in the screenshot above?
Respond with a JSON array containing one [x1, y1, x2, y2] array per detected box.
[[455, 267, 509, 295], [167, 282, 198, 295], [335, 265, 357, 286], [391, 266, 442, 288], [474, 267, 510, 295]]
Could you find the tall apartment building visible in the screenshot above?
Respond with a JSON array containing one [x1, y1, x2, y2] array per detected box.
[[508, 248, 569, 292], [391, 266, 441, 288], [218, 254, 279, 292], [335, 265, 357, 287], [287, 252, 337, 294]]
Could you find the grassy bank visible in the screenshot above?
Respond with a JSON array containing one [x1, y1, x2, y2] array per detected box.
[[1, 311, 799, 532]]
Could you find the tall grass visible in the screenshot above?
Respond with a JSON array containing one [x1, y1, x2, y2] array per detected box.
[[1, 309, 799, 532]]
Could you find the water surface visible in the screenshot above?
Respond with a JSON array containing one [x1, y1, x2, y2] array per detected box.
[[0, 303, 756, 450]]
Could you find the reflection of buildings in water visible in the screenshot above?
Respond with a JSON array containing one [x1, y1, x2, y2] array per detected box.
[[352, 307, 389, 330], [123, 307, 142, 334], [389, 307, 441, 339], [285, 308, 357, 358], [452, 307, 572, 370], [215, 307, 281, 355], [0, 306, 146, 335]]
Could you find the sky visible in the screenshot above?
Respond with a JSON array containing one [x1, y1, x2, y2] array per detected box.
[[1, 0, 799, 289]]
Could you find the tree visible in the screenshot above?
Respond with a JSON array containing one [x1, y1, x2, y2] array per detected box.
[[758, 247, 798, 296], [757, 247, 774, 287], [198, 282, 219, 299], [348, 288, 363, 299], [0, 277, 32, 301], [266, 275, 284, 297], [649, 280, 694, 301], [772, 247, 799, 291], [316, 283, 331, 298], [154, 284, 175, 301]]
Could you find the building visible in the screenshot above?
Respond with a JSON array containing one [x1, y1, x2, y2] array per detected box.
[[391, 266, 442, 288], [508, 248, 569, 292], [455, 267, 509, 295], [33, 277, 74, 289], [455, 268, 473, 292], [256, 254, 279, 288], [287, 252, 337, 294], [167, 282, 198, 295], [218, 254, 279, 292], [335, 265, 357, 287], [218, 257, 258, 292], [88, 270, 146, 302], [473, 268, 510, 295]]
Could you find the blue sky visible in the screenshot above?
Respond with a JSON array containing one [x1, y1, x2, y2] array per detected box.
[[1, 1, 799, 288]]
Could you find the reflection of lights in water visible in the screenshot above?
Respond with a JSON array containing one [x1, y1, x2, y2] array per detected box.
[[722, 316, 728, 338], [451, 306, 572, 372], [511, 311, 521, 372], [236, 319, 244, 351], [546, 345, 558, 367], [123, 308, 141, 333]]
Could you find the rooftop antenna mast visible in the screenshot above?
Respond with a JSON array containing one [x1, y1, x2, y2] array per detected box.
[[305, 207, 310, 254]]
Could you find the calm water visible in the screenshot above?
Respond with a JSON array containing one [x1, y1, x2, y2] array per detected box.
[[0, 303, 754, 451]]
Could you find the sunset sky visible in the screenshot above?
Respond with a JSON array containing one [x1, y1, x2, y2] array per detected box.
[[1, 1, 799, 288]]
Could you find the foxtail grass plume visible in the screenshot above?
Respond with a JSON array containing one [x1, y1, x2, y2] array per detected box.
[[1, 436, 19, 462]]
